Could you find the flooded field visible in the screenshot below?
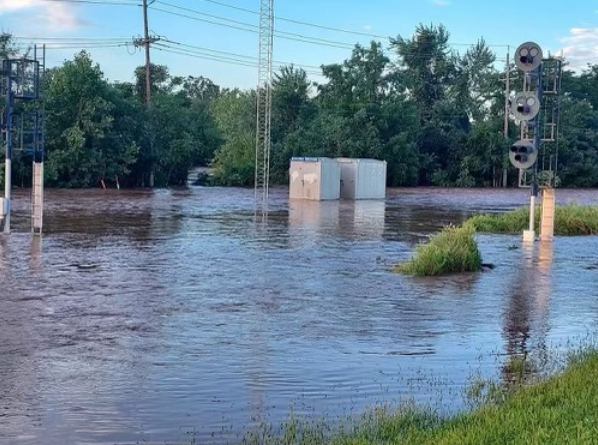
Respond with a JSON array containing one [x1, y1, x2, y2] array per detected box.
[[1, 187, 598, 445]]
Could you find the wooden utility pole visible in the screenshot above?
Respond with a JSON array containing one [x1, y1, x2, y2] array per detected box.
[[134, 0, 158, 186], [142, 0, 152, 106]]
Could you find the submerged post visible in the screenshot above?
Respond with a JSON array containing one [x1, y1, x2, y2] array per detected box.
[[3, 67, 13, 234], [32, 161, 43, 234]]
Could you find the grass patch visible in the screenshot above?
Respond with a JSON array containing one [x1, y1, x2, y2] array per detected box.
[[422, 349, 598, 445], [468, 203, 598, 236], [393, 224, 482, 276], [232, 350, 598, 445]]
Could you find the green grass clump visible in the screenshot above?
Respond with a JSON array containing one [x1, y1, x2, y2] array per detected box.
[[467, 206, 534, 234], [393, 224, 482, 276], [467, 203, 598, 236], [554, 204, 598, 235]]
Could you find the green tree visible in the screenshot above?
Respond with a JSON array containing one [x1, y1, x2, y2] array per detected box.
[[270, 65, 315, 183], [148, 91, 221, 186], [44, 51, 140, 187], [556, 97, 598, 186], [210, 89, 256, 186], [391, 24, 456, 123]]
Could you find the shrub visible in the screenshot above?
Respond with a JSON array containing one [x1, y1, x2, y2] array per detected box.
[[393, 224, 482, 277]]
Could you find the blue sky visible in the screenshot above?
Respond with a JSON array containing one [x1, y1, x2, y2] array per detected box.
[[1, 0, 597, 89]]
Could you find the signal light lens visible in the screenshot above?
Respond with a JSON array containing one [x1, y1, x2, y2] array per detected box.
[[520, 55, 532, 64], [511, 144, 533, 153]]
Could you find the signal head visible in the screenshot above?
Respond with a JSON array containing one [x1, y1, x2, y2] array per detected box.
[[515, 42, 543, 72], [510, 92, 540, 121], [509, 140, 537, 170]]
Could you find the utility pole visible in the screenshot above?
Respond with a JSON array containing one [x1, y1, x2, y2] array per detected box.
[[503, 48, 510, 187], [143, 0, 152, 106], [134, 0, 159, 187]]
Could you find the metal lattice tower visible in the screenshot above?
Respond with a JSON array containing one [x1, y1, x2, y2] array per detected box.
[[518, 57, 563, 189], [255, 0, 274, 212]]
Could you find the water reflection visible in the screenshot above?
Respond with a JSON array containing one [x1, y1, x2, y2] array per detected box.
[[501, 240, 554, 384], [288, 200, 340, 242], [288, 200, 387, 243], [338, 200, 386, 239], [29, 236, 43, 273], [0, 236, 7, 278]]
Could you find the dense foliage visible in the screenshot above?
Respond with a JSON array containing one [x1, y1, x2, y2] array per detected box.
[[2, 24, 598, 188]]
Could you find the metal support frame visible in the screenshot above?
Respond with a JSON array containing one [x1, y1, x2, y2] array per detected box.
[[1, 45, 46, 235], [255, 0, 274, 213], [519, 58, 563, 190]]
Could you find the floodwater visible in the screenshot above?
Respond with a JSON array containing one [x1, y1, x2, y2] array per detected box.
[[1, 187, 598, 445]]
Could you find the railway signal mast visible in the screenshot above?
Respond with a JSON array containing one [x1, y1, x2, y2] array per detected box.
[[509, 41, 563, 242]]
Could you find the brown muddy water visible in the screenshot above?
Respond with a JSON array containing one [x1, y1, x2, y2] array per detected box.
[[1, 187, 598, 445]]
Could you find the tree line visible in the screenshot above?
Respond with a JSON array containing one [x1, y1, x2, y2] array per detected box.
[[1, 25, 598, 189]]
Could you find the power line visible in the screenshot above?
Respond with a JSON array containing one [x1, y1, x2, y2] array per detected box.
[[150, 2, 514, 54], [37, 0, 138, 4], [14, 36, 131, 41], [149, 4, 356, 50], [194, 0, 389, 40], [43, 43, 129, 48], [192, 0, 512, 48], [155, 43, 257, 67], [162, 38, 323, 70], [155, 42, 322, 75]]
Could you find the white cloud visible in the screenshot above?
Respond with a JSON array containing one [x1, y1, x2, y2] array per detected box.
[[559, 27, 598, 70], [432, 0, 451, 6], [364, 25, 372, 31], [0, 0, 37, 13], [0, 0, 85, 32]]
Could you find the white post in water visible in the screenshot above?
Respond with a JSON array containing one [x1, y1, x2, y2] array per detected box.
[[3, 159, 11, 234], [32, 162, 44, 235], [523, 195, 535, 243], [3, 64, 13, 235]]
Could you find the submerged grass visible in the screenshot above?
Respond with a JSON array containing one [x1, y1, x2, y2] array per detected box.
[[468, 203, 598, 236], [231, 350, 598, 445], [393, 224, 482, 276]]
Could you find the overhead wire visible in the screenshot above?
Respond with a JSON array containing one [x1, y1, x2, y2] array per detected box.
[[37, 0, 138, 5], [150, 1, 516, 59], [161, 38, 323, 70], [149, 4, 356, 50], [192, 0, 513, 48], [14, 0, 516, 85], [155, 42, 323, 75], [14, 36, 132, 41]]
